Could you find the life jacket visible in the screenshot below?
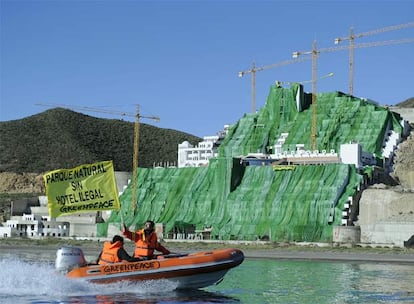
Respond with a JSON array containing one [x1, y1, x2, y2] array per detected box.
[[98, 240, 122, 265], [133, 229, 158, 258]]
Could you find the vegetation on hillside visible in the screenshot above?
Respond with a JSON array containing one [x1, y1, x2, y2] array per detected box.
[[0, 108, 201, 173]]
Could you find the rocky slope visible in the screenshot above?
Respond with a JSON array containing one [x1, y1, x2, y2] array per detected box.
[[393, 131, 414, 190], [0, 172, 45, 194]]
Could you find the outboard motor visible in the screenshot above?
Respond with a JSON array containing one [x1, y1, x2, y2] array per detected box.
[[55, 246, 87, 273]]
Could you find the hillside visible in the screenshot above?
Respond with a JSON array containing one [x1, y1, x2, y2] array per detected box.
[[398, 97, 414, 108], [0, 99, 413, 195], [0, 108, 201, 173]]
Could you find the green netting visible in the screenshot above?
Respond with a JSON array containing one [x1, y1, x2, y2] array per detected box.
[[99, 84, 402, 242], [102, 162, 361, 242]]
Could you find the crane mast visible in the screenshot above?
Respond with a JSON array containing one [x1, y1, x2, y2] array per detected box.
[[335, 21, 414, 95], [311, 40, 318, 152], [349, 27, 355, 96]]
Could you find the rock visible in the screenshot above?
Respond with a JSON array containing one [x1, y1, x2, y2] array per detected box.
[[404, 235, 414, 248], [393, 130, 414, 191], [0, 172, 44, 194]]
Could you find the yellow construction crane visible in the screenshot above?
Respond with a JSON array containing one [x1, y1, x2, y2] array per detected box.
[[238, 56, 311, 113], [334, 21, 414, 95], [36, 102, 160, 213], [292, 37, 414, 151]]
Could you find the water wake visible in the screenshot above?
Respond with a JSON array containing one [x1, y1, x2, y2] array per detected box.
[[0, 258, 178, 302]]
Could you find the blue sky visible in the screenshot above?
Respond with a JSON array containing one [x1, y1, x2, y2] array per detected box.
[[1, 0, 413, 137]]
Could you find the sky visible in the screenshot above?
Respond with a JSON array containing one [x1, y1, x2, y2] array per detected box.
[[1, 0, 413, 138]]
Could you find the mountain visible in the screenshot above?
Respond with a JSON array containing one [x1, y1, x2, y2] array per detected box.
[[0, 108, 201, 173], [397, 97, 414, 108]]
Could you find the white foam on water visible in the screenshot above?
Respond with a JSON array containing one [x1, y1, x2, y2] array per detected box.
[[0, 258, 178, 301]]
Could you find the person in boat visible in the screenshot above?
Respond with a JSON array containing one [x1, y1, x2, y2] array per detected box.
[[97, 235, 142, 264], [122, 220, 171, 260]]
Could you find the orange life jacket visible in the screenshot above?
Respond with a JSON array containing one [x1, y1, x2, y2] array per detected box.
[[133, 229, 158, 258], [98, 241, 122, 265]]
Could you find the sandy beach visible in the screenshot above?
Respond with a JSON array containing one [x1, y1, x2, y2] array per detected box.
[[1, 238, 414, 264]]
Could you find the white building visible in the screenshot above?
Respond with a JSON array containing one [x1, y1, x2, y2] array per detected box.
[[178, 125, 230, 168], [0, 201, 70, 238]]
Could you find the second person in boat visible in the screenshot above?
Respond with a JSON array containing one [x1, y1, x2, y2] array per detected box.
[[122, 220, 171, 260], [97, 235, 142, 264]]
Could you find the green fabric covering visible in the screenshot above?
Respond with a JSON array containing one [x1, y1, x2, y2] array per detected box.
[[100, 84, 403, 242]]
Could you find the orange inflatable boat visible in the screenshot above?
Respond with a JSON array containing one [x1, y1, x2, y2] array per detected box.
[[55, 246, 244, 289]]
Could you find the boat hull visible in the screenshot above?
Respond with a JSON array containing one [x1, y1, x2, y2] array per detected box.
[[65, 248, 244, 289]]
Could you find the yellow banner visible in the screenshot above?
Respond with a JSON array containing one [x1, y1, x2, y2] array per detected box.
[[43, 160, 121, 218]]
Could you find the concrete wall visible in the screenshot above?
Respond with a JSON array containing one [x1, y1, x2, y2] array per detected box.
[[333, 226, 361, 243], [107, 222, 123, 237], [390, 107, 414, 124], [114, 171, 132, 193], [361, 222, 414, 247], [69, 222, 98, 237], [357, 188, 414, 247]]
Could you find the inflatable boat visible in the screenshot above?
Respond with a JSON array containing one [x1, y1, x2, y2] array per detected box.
[[55, 246, 244, 289]]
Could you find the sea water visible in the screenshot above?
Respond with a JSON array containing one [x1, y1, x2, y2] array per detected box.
[[0, 250, 413, 303]]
